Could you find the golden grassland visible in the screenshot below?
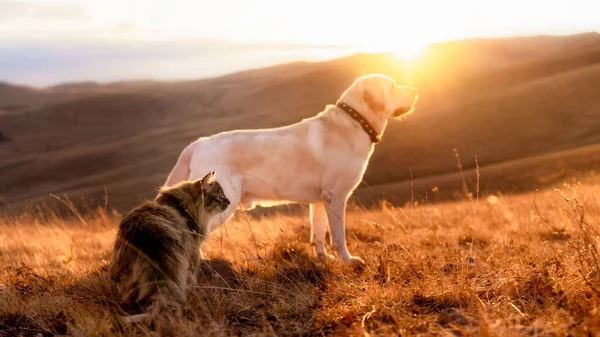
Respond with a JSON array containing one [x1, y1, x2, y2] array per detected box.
[[1, 180, 600, 336]]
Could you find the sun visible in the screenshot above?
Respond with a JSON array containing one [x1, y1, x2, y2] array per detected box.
[[359, 39, 426, 61], [392, 42, 426, 61]]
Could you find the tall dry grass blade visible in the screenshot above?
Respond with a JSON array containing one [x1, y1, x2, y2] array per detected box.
[[454, 148, 472, 200], [120, 313, 151, 325], [49, 193, 88, 226]]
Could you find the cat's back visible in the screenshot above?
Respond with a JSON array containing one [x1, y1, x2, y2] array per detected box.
[[111, 201, 186, 279], [120, 200, 180, 229]]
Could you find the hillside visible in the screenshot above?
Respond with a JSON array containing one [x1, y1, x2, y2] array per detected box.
[[1, 32, 600, 212], [0, 82, 60, 112], [356, 142, 600, 207]]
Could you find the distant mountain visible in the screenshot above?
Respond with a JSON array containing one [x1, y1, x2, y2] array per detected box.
[[0, 82, 57, 111]]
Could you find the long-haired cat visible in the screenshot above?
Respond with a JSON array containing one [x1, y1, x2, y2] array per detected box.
[[110, 171, 229, 322]]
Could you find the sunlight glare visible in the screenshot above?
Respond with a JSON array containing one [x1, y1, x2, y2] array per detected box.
[[358, 37, 427, 61], [392, 43, 426, 61]]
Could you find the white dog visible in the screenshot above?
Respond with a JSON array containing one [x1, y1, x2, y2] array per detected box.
[[165, 74, 418, 265]]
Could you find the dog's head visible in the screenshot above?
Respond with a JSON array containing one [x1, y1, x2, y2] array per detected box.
[[339, 74, 418, 120]]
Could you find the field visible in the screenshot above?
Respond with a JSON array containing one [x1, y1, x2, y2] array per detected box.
[[2, 176, 600, 336], [2, 32, 600, 336]]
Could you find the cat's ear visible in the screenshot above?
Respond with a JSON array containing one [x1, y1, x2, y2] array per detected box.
[[196, 171, 214, 189], [201, 171, 216, 184], [192, 171, 213, 190], [199, 171, 215, 193]]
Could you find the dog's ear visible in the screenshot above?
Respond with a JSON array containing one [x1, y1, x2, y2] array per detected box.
[[362, 78, 385, 112]]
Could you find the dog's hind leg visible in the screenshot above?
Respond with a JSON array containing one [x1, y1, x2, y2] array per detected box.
[[310, 202, 332, 260], [200, 176, 242, 259]]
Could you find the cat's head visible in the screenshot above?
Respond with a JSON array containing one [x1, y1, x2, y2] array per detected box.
[[158, 171, 230, 218], [191, 171, 230, 215]]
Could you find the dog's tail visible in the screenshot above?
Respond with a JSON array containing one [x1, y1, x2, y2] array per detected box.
[[164, 144, 194, 186]]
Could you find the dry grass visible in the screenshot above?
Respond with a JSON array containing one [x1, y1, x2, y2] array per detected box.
[[2, 182, 600, 336], [3, 33, 600, 336]]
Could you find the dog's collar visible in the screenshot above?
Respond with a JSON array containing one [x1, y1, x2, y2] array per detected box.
[[336, 101, 381, 144]]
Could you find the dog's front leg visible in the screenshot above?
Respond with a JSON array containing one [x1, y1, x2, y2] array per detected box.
[[323, 195, 364, 266]]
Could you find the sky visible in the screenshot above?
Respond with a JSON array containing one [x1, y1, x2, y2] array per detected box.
[[1, 0, 599, 86]]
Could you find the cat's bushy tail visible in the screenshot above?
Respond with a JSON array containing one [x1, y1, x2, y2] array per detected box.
[[164, 144, 194, 186]]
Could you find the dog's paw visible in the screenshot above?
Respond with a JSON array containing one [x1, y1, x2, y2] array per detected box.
[[347, 256, 365, 267], [316, 252, 335, 262], [345, 256, 365, 272]]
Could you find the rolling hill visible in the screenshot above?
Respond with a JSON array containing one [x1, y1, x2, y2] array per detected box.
[[0, 82, 60, 112], [1, 32, 600, 212]]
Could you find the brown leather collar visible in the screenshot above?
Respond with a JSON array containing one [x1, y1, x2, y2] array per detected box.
[[336, 101, 381, 144]]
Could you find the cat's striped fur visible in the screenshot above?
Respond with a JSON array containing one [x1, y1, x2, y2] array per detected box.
[[110, 171, 229, 319]]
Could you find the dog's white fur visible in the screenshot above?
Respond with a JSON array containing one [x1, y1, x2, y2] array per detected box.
[[165, 74, 418, 265]]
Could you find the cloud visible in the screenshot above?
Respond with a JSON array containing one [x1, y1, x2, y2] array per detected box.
[[0, 38, 352, 86], [111, 23, 136, 34], [0, 0, 89, 21], [0, 1, 122, 40]]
